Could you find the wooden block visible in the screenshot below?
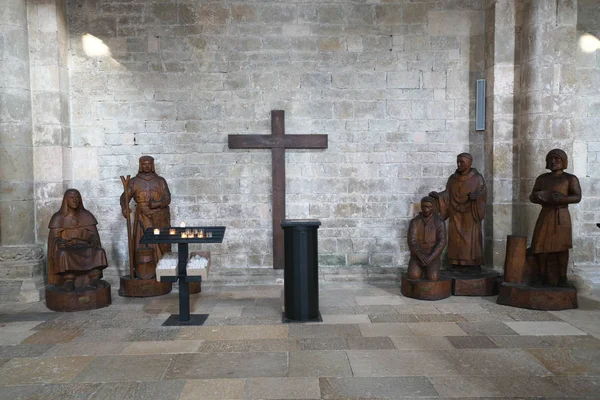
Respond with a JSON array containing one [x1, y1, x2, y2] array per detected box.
[[118, 275, 172, 297], [445, 269, 500, 296], [400, 274, 452, 300], [497, 282, 578, 311], [45, 281, 111, 312]]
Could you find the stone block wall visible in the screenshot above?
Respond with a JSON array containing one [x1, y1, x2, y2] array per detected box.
[[64, 0, 486, 279], [573, 0, 600, 288]]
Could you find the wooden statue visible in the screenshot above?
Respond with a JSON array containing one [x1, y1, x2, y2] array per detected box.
[[497, 149, 580, 310], [529, 149, 581, 287], [118, 155, 173, 297], [429, 153, 486, 270], [401, 197, 452, 300], [407, 196, 446, 281], [45, 189, 111, 311]]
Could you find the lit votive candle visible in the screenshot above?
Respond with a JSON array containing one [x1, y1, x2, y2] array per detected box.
[[181, 232, 187, 239], [180, 222, 186, 228], [169, 228, 176, 235]]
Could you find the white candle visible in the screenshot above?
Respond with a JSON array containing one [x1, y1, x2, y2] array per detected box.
[[153, 228, 160, 235], [169, 228, 176, 235], [180, 222, 186, 228]]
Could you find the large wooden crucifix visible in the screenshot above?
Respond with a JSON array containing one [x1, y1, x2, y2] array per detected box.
[[228, 110, 328, 269]]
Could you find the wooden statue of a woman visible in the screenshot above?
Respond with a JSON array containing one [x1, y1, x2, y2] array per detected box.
[[46, 189, 111, 311]]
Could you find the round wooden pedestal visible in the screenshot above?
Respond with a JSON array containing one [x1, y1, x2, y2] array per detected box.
[[45, 281, 111, 312], [497, 282, 578, 310], [400, 274, 452, 300], [118, 275, 172, 297], [445, 269, 500, 296]]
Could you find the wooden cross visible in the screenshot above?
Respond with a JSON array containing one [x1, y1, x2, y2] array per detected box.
[[228, 110, 328, 269]]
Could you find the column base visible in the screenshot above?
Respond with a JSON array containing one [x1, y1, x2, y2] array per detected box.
[[0, 245, 45, 302]]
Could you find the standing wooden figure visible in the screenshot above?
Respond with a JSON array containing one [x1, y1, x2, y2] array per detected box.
[[497, 149, 581, 310], [529, 149, 582, 287], [118, 156, 173, 297], [429, 153, 486, 269], [429, 153, 498, 296], [45, 189, 111, 311]]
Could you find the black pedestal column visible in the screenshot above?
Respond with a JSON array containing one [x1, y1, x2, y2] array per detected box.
[[281, 219, 322, 322]]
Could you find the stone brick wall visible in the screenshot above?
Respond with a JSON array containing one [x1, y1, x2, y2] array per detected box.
[[64, 0, 486, 279], [573, 0, 600, 287]]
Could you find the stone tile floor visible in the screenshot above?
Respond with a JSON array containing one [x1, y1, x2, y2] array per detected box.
[[0, 283, 599, 399]]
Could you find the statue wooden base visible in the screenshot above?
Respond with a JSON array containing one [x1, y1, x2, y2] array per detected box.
[[497, 282, 578, 310], [189, 281, 201, 294], [118, 275, 172, 297], [45, 281, 111, 312], [445, 268, 500, 296], [400, 274, 452, 300]]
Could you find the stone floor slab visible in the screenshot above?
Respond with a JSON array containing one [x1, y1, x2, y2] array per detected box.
[[0, 343, 54, 358], [164, 352, 288, 379], [0, 383, 101, 400], [434, 304, 489, 314], [71, 354, 174, 383], [358, 322, 413, 337], [527, 348, 600, 375], [545, 376, 600, 397], [446, 336, 499, 349], [369, 313, 418, 323], [504, 321, 587, 336], [488, 335, 551, 349], [121, 340, 203, 355], [457, 321, 519, 336], [22, 329, 84, 345], [487, 375, 566, 397], [71, 328, 135, 343], [447, 349, 552, 376], [414, 313, 467, 322], [179, 378, 245, 400], [43, 342, 130, 357], [178, 325, 288, 340], [124, 328, 180, 342], [0, 356, 93, 385], [321, 314, 371, 324], [319, 376, 438, 398], [355, 296, 405, 306], [289, 350, 352, 377], [429, 375, 503, 397], [347, 350, 460, 377], [407, 322, 468, 336], [245, 377, 321, 399], [346, 336, 396, 350], [288, 324, 362, 338], [89, 380, 185, 400], [299, 337, 348, 351], [390, 336, 455, 350], [197, 338, 301, 352]]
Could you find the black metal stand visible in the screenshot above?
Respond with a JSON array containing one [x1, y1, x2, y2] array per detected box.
[[140, 226, 226, 326]]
